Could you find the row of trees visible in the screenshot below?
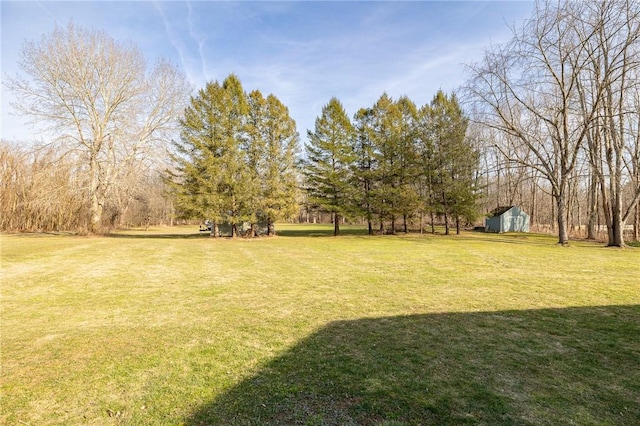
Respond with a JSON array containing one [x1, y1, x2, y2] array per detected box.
[[168, 75, 299, 237], [465, 0, 640, 247], [6, 4, 638, 246], [304, 92, 479, 236]]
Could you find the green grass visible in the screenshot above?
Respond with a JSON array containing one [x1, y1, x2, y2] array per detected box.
[[1, 224, 639, 425]]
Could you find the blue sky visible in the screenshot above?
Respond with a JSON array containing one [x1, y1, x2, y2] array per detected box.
[[1, 1, 534, 144]]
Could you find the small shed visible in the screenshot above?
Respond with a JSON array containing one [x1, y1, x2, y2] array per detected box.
[[485, 206, 530, 233]]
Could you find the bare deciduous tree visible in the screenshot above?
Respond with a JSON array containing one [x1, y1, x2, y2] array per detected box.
[[466, 0, 640, 246], [576, 0, 640, 246], [5, 23, 189, 233]]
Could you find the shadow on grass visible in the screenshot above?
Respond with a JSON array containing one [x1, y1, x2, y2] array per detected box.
[[186, 305, 640, 425]]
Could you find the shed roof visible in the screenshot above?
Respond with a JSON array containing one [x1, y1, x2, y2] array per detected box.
[[489, 206, 515, 217]]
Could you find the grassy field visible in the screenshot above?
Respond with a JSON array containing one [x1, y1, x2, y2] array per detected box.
[[1, 224, 639, 425]]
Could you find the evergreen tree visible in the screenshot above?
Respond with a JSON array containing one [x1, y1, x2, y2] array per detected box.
[[260, 94, 300, 235], [304, 98, 356, 236], [427, 91, 480, 234], [352, 107, 377, 234], [245, 90, 268, 235], [217, 75, 252, 237], [170, 74, 300, 237], [370, 93, 404, 233], [394, 96, 421, 233], [354, 98, 421, 234], [169, 80, 230, 236], [416, 103, 438, 233]]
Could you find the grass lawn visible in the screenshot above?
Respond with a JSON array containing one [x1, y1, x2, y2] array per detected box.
[[1, 224, 639, 425]]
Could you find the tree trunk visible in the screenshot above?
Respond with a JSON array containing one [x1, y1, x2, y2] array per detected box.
[[587, 173, 598, 240], [334, 212, 340, 236], [403, 214, 408, 234], [566, 179, 574, 234], [600, 143, 624, 247], [89, 195, 103, 233], [609, 184, 624, 247], [555, 193, 569, 245], [610, 216, 624, 247], [530, 176, 537, 229], [634, 205, 639, 242], [444, 211, 449, 235], [599, 178, 614, 245], [456, 216, 461, 235], [430, 211, 435, 234], [210, 223, 219, 238], [88, 153, 103, 233]]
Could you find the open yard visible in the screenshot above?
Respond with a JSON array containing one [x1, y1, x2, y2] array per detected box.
[[1, 224, 639, 425]]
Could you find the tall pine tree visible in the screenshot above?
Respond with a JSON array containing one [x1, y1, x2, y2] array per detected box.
[[217, 75, 252, 237], [394, 96, 421, 233], [370, 93, 403, 233], [304, 98, 356, 236], [353, 107, 377, 234], [169, 79, 231, 236], [255, 93, 300, 235], [426, 91, 479, 234]]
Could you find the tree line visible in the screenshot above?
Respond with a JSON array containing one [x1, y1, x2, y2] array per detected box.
[[168, 80, 479, 238], [0, 23, 480, 238], [3, 2, 640, 247], [465, 0, 640, 247], [304, 93, 479, 236]]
